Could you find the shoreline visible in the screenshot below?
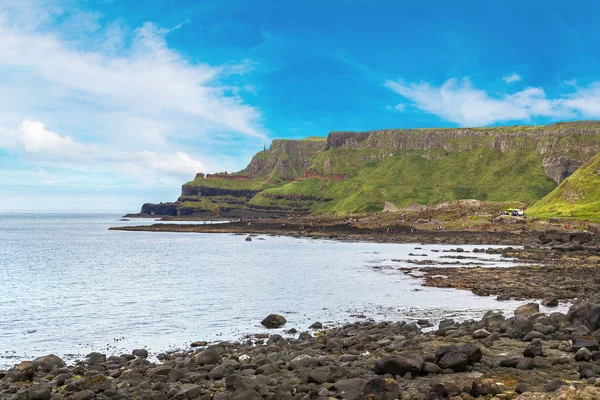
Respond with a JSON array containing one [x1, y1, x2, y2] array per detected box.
[[4, 301, 600, 399]]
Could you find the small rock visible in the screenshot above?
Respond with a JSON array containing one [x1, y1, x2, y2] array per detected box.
[[473, 329, 491, 339], [132, 349, 148, 358]]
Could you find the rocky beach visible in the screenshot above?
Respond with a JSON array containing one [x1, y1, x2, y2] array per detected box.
[[5, 214, 600, 400], [5, 300, 600, 400]]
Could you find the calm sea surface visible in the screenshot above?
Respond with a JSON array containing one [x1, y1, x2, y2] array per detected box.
[[0, 212, 563, 368]]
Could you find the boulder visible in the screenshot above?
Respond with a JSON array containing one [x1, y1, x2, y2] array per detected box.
[[32, 354, 66, 372], [575, 348, 593, 362], [132, 349, 148, 358], [508, 317, 534, 339], [523, 341, 544, 358], [374, 354, 424, 376], [190, 349, 221, 366], [261, 314, 287, 328], [514, 303, 540, 317], [546, 379, 565, 392], [436, 351, 468, 372], [362, 377, 400, 400], [572, 336, 600, 352], [473, 329, 491, 339]]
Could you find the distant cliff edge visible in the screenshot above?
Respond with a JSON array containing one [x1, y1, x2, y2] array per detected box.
[[137, 121, 600, 217]]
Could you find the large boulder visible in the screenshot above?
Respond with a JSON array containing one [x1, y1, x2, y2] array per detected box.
[[572, 336, 600, 352], [374, 354, 424, 376], [261, 314, 287, 329], [32, 354, 65, 372]]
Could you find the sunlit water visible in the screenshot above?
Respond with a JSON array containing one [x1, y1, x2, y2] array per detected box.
[[0, 212, 565, 369]]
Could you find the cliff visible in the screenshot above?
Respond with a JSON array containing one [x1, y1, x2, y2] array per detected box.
[[137, 121, 600, 216], [528, 150, 600, 219]]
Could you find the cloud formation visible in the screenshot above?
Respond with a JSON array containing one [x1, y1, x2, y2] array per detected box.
[[503, 73, 522, 84], [385, 77, 600, 126]]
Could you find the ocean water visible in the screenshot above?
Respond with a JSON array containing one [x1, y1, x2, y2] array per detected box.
[[0, 212, 563, 369]]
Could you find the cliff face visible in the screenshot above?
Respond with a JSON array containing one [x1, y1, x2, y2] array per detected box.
[[137, 121, 600, 216], [241, 138, 327, 179]]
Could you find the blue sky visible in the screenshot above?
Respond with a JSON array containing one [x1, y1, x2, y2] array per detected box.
[[1, 0, 600, 210]]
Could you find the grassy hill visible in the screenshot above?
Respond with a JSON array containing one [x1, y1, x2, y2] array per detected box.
[[139, 121, 600, 217], [529, 151, 600, 219]]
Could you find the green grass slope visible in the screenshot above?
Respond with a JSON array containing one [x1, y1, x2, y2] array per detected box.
[[251, 144, 557, 213], [529, 152, 600, 219]]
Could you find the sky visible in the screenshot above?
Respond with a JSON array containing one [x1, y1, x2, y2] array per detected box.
[[1, 0, 600, 211]]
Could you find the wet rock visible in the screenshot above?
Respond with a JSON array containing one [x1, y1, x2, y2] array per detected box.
[[374, 354, 424, 376], [14, 361, 35, 380], [261, 314, 287, 329], [245, 236, 252, 241], [515, 302, 540, 317], [362, 377, 400, 399], [190, 349, 221, 366], [542, 297, 559, 307], [190, 340, 208, 347]]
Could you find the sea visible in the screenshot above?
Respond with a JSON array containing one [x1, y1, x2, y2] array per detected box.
[[0, 212, 566, 369]]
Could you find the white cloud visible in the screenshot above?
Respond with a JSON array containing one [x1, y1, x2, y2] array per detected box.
[[0, 1, 266, 207], [11, 120, 87, 156], [503, 73, 522, 84], [137, 151, 207, 175], [385, 77, 600, 126]]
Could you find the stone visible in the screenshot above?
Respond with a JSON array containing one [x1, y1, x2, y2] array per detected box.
[[472, 329, 491, 339], [422, 362, 442, 374], [575, 347, 593, 362], [31, 355, 66, 372], [572, 336, 600, 352], [523, 341, 544, 358], [86, 352, 106, 365], [546, 379, 565, 392], [508, 317, 534, 339], [309, 322, 323, 330], [515, 303, 540, 317], [516, 357, 536, 370], [233, 389, 262, 400], [374, 354, 424, 376], [436, 351, 468, 372], [471, 380, 501, 397], [190, 349, 221, 366], [190, 340, 208, 347], [132, 349, 148, 358], [260, 314, 287, 328], [542, 297, 559, 307], [456, 344, 483, 365], [362, 377, 400, 400], [29, 384, 52, 400]]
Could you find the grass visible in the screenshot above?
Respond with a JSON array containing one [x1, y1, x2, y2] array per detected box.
[[529, 152, 600, 219], [176, 121, 600, 216]]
